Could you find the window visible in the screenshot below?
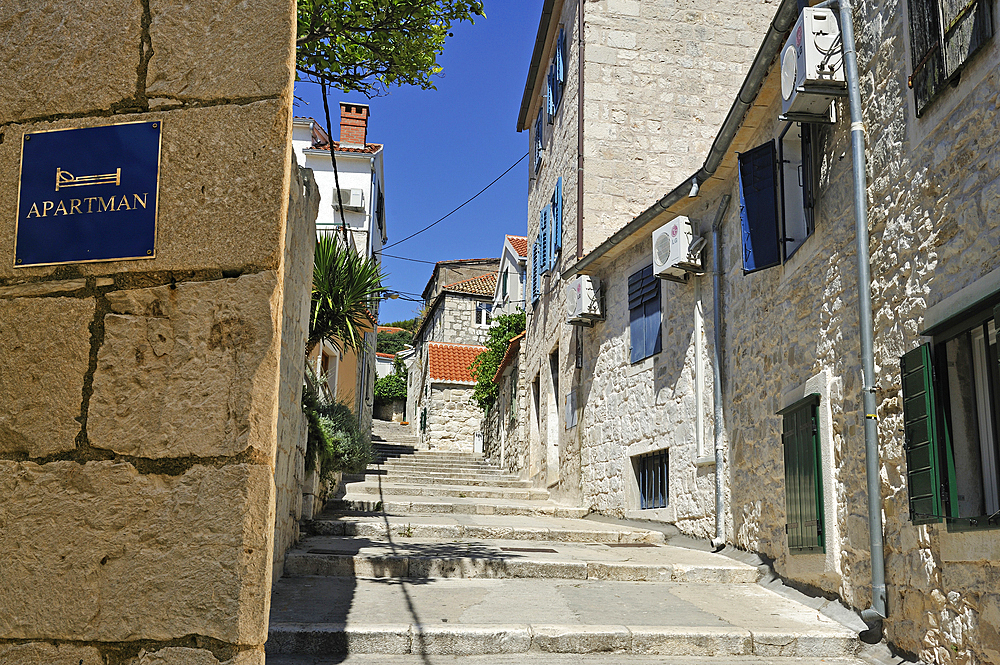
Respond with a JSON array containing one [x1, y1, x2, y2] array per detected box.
[[547, 28, 566, 122], [739, 130, 820, 273], [628, 265, 662, 363], [907, 0, 993, 116], [533, 108, 544, 172], [475, 302, 492, 327], [778, 394, 825, 553], [550, 177, 563, 268], [531, 240, 540, 305], [902, 302, 1000, 526], [539, 206, 550, 275], [636, 450, 668, 509], [502, 269, 509, 299]]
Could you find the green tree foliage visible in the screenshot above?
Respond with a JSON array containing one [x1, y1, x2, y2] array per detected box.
[[468, 311, 526, 411], [296, 0, 485, 96], [374, 373, 407, 405], [309, 235, 386, 355], [376, 329, 413, 355], [383, 317, 418, 331], [303, 381, 373, 478]]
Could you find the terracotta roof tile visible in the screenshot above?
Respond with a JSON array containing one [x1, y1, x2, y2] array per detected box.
[[506, 235, 528, 258], [378, 326, 407, 334], [376, 352, 396, 359], [428, 342, 486, 384], [443, 272, 497, 297]]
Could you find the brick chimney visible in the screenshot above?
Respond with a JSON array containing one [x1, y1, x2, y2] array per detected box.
[[339, 102, 369, 148]]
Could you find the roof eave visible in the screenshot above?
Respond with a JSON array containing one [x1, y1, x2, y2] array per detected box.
[[517, 0, 559, 132]]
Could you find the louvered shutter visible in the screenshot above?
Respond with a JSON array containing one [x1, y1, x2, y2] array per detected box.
[[779, 395, 824, 553], [547, 64, 556, 122], [628, 265, 661, 363], [534, 109, 543, 172], [737, 141, 781, 273], [531, 240, 540, 303], [901, 344, 953, 523], [907, 0, 946, 115], [555, 28, 565, 110], [539, 207, 550, 274], [554, 177, 563, 256], [941, 0, 993, 78]]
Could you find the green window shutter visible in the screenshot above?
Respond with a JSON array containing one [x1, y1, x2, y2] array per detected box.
[[901, 344, 952, 523], [779, 394, 824, 553]]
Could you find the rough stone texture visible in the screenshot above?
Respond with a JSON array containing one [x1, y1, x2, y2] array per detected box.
[[0, 0, 142, 124], [129, 647, 264, 665], [424, 384, 482, 452], [0, 642, 103, 665], [272, 162, 318, 582], [88, 272, 280, 460], [482, 352, 528, 476], [0, 297, 95, 458], [0, 100, 292, 280], [0, 279, 87, 297], [0, 460, 273, 644], [523, 0, 778, 502], [146, 0, 295, 101]]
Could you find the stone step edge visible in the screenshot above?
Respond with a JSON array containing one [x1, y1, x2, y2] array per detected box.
[[266, 623, 859, 657], [282, 553, 760, 584], [328, 498, 585, 518], [306, 521, 665, 543], [345, 483, 548, 499]]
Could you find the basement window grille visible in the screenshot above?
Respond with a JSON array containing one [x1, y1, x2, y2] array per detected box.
[[636, 449, 669, 510]]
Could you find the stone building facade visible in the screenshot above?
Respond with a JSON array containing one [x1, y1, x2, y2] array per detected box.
[[482, 332, 529, 474], [557, 0, 1000, 661], [518, 0, 780, 501], [408, 259, 499, 450]]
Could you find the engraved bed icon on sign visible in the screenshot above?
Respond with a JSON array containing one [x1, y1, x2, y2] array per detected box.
[[55, 167, 122, 191]]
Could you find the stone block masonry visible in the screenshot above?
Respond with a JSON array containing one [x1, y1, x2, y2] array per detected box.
[[0, 1, 298, 664]]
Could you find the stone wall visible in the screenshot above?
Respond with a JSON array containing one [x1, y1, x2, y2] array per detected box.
[[426, 383, 481, 452], [0, 2, 297, 664], [482, 354, 529, 476], [272, 162, 318, 583]]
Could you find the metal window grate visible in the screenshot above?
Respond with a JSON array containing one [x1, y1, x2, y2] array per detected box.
[[637, 450, 668, 510]]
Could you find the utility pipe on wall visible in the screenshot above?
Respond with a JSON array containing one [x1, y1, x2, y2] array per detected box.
[[710, 195, 731, 551]]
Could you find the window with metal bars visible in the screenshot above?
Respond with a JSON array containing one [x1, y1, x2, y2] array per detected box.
[[636, 450, 668, 510], [907, 0, 993, 116]]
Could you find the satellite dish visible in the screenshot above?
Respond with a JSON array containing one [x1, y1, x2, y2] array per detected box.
[[654, 228, 673, 266], [781, 44, 798, 101]]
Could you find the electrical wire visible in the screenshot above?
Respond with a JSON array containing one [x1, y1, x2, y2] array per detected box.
[[382, 152, 528, 251], [378, 252, 438, 265]]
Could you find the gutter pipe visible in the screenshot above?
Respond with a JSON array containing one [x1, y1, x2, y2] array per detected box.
[[832, 0, 888, 633], [577, 0, 585, 260], [710, 195, 732, 551], [566, 0, 799, 278]]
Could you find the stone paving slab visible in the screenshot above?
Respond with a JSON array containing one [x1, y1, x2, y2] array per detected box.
[[346, 481, 549, 501], [332, 494, 582, 517], [267, 656, 871, 665], [283, 536, 757, 582]]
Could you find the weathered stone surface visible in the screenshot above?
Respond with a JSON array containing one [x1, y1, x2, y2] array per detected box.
[[145, 0, 294, 101], [0, 297, 94, 457], [0, 642, 103, 665], [89, 272, 279, 459], [0, 460, 273, 644], [0, 1, 142, 123], [129, 647, 264, 665], [0, 101, 291, 279], [0, 279, 87, 297]]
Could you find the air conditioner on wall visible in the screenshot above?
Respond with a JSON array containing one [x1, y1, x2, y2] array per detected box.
[[566, 275, 602, 325], [780, 7, 846, 122], [652, 216, 705, 283], [333, 188, 364, 211]]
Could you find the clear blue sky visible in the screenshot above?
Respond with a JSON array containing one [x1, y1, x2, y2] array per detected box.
[[292, 2, 541, 324]]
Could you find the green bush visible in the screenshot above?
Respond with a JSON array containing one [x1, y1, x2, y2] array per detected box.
[[469, 310, 525, 411], [374, 373, 407, 405], [303, 385, 372, 479]]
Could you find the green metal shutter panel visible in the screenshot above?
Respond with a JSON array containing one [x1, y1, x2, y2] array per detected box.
[[901, 344, 948, 523], [779, 395, 823, 553]]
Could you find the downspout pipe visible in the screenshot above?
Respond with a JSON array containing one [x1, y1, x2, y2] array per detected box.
[[833, 0, 888, 635], [710, 194, 732, 552], [576, 0, 585, 260]]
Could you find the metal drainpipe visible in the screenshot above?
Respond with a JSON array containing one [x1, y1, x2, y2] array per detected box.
[[834, 0, 888, 629], [576, 0, 585, 260], [710, 195, 731, 551]]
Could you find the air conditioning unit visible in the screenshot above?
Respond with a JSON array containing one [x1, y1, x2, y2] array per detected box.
[[653, 216, 705, 283], [780, 7, 846, 120], [566, 275, 602, 325], [333, 188, 364, 211]]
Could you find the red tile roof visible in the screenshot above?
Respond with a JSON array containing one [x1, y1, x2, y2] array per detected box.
[[507, 235, 528, 258], [428, 342, 486, 384], [378, 326, 407, 334], [443, 272, 497, 297], [492, 331, 525, 384], [376, 352, 396, 359]]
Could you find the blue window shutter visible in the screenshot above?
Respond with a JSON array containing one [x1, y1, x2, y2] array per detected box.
[[540, 208, 550, 274], [547, 65, 556, 122], [531, 240, 540, 303], [629, 299, 644, 364], [737, 141, 781, 273], [628, 265, 659, 363], [534, 110, 543, 172], [557, 29, 565, 85], [554, 178, 563, 255], [644, 281, 662, 358]]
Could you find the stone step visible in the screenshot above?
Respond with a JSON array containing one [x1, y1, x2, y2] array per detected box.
[[328, 497, 586, 518], [344, 482, 549, 501], [380, 459, 501, 469], [305, 518, 664, 544], [375, 474, 531, 488], [267, 655, 869, 665]]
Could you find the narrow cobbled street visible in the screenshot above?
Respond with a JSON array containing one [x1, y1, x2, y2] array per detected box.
[[266, 422, 897, 665]]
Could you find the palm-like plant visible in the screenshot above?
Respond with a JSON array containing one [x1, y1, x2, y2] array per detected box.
[[308, 234, 386, 356]]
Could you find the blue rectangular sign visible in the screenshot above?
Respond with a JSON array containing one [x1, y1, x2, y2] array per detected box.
[[15, 121, 162, 267]]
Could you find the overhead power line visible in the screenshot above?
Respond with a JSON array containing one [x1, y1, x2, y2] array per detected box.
[[379, 252, 438, 265], [382, 152, 528, 251]]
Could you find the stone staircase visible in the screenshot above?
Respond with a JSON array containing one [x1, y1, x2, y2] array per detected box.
[[266, 424, 871, 664]]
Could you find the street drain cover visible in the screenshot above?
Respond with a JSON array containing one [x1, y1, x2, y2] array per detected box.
[[607, 543, 659, 548], [500, 547, 558, 553]]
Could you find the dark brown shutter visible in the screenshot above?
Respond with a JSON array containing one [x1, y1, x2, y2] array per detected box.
[[907, 0, 946, 116], [941, 0, 993, 78]]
